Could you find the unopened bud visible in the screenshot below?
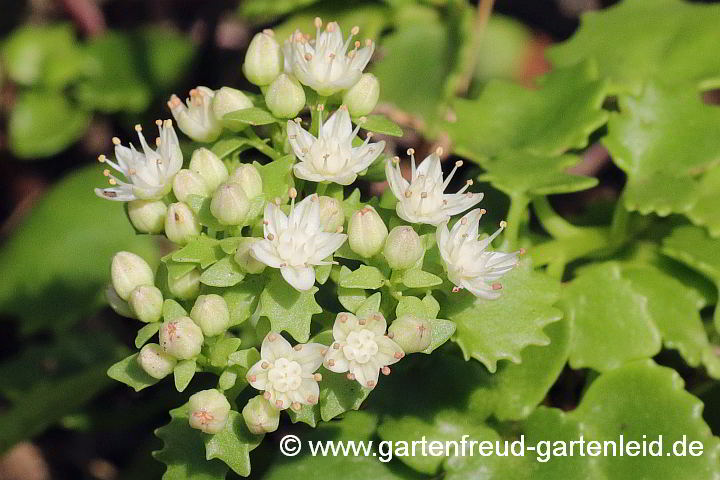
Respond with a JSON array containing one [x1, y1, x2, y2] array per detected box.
[[127, 199, 167, 234], [233, 238, 266, 274], [265, 74, 305, 119], [173, 169, 210, 202], [159, 316, 204, 359], [342, 73, 380, 116], [228, 164, 263, 199], [210, 183, 250, 226], [169, 87, 222, 142], [168, 268, 201, 301], [383, 226, 423, 270], [188, 389, 231, 434], [318, 196, 345, 232], [348, 206, 388, 258], [190, 294, 231, 336], [165, 203, 201, 245], [111, 251, 154, 301], [106, 285, 135, 319], [212, 86, 253, 123], [129, 285, 164, 323], [189, 148, 228, 192], [388, 315, 431, 353], [243, 31, 282, 86], [137, 343, 177, 379], [242, 395, 280, 434]]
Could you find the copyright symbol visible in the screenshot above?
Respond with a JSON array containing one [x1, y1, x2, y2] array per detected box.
[[280, 434, 302, 456]]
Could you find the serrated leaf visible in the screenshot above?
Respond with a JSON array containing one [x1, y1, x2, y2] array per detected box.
[[227, 348, 261, 369], [422, 318, 456, 354], [223, 108, 278, 128], [173, 359, 196, 392], [172, 236, 224, 268], [204, 411, 262, 477], [447, 61, 607, 162], [107, 353, 159, 392], [216, 276, 265, 327], [395, 296, 426, 317], [603, 83, 720, 216], [563, 263, 661, 371], [163, 299, 188, 322], [319, 369, 371, 421], [422, 293, 440, 319], [287, 404, 321, 427], [135, 323, 161, 348], [258, 274, 322, 342], [208, 338, 242, 368], [211, 137, 251, 160], [254, 155, 295, 201], [356, 115, 403, 137], [399, 269, 442, 289], [185, 195, 224, 231], [200, 256, 245, 287], [355, 292, 382, 318], [687, 165, 720, 237], [446, 262, 563, 372], [547, 0, 720, 94], [339, 265, 386, 290]]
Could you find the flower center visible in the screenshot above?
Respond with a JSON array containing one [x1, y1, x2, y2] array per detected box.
[[343, 329, 379, 364], [276, 228, 313, 265], [267, 357, 303, 393]]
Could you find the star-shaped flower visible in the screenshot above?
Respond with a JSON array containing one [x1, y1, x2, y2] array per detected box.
[[168, 86, 222, 143]]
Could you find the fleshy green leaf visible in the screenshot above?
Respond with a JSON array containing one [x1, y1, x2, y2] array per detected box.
[[255, 155, 295, 201], [163, 299, 188, 322], [135, 323, 161, 348], [185, 195, 224, 231], [396, 268, 442, 289], [212, 137, 251, 160], [356, 115, 403, 137], [355, 292, 382, 318], [204, 411, 262, 477], [338, 265, 386, 290], [173, 359, 196, 392], [200, 256, 245, 287], [258, 274, 322, 342], [217, 276, 265, 327], [687, 165, 720, 237], [137, 26, 196, 92], [223, 108, 278, 128], [446, 262, 563, 372], [107, 353, 159, 392], [172, 236, 224, 268], [319, 369, 371, 422]]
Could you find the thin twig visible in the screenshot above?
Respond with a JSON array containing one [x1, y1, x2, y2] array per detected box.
[[455, 0, 496, 96]]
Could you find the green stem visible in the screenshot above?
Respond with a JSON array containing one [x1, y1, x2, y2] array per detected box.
[[532, 196, 585, 239], [529, 227, 611, 267], [245, 128, 281, 160], [503, 194, 529, 251], [610, 192, 631, 248], [316, 182, 328, 196]]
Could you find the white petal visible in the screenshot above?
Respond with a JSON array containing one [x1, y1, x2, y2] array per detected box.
[[281, 266, 316, 291], [297, 378, 320, 405], [294, 162, 328, 183], [323, 346, 350, 373], [250, 240, 284, 268], [321, 108, 352, 140], [376, 336, 404, 366], [442, 192, 484, 217], [261, 332, 293, 362], [351, 141, 385, 173], [364, 313, 387, 336], [246, 362, 269, 390], [332, 312, 359, 342], [287, 120, 316, 157], [351, 361, 379, 388], [293, 342, 326, 375], [308, 232, 347, 263]]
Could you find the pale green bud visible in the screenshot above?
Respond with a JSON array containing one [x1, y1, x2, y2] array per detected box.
[[106, 285, 135, 319], [159, 316, 204, 359], [189, 148, 228, 192], [127, 199, 167, 234], [190, 294, 231, 336], [242, 395, 280, 434], [342, 73, 380, 116], [318, 196, 345, 232], [210, 183, 250, 226], [265, 73, 305, 119], [243, 31, 282, 86], [212, 86, 253, 122], [348, 206, 388, 258], [137, 343, 177, 379], [165, 203, 201, 245], [168, 268, 201, 301], [173, 169, 210, 203], [388, 314, 431, 353], [228, 164, 263, 199], [383, 226, 424, 270], [111, 251, 154, 301], [188, 389, 231, 434], [234, 238, 266, 274], [129, 285, 164, 323]]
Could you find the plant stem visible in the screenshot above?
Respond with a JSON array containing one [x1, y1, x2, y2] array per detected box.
[[316, 182, 328, 196], [455, 0, 496, 95], [610, 192, 631, 248], [530, 227, 611, 267], [532, 196, 585, 239], [503, 194, 529, 251], [245, 128, 281, 160]]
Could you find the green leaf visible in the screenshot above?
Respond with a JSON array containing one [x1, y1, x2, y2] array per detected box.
[[355, 292, 382, 318], [135, 323, 161, 348], [337, 266, 368, 313], [255, 155, 295, 201], [184, 195, 224, 231], [173, 359, 196, 392], [223, 108, 278, 128], [563, 263, 661, 371], [204, 411, 262, 477], [446, 61, 608, 161], [211, 137, 251, 160], [172, 236, 224, 268], [163, 299, 188, 322], [447, 262, 563, 372], [137, 27, 196, 92], [422, 318, 456, 354], [602, 83, 720, 216], [107, 353, 159, 392], [153, 404, 229, 480], [9, 91, 90, 159], [547, 0, 720, 94], [338, 265, 386, 290], [227, 348, 261, 369], [200, 256, 245, 287], [398, 268, 442, 289], [208, 338, 242, 368], [356, 115, 403, 137], [687, 165, 720, 237], [319, 369, 372, 421], [239, 0, 319, 22], [258, 274, 322, 342], [218, 276, 265, 327]]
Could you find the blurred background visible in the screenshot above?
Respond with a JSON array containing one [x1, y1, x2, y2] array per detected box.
[[0, 0, 717, 479]]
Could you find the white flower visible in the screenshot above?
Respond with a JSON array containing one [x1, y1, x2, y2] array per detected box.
[[288, 106, 384, 185], [95, 120, 182, 202], [168, 86, 222, 143], [385, 148, 484, 225], [437, 208, 521, 299], [246, 332, 326, 410], [323, 312, 404, 389], [283, 18, 374, 96], [250, 190, 347, 291]]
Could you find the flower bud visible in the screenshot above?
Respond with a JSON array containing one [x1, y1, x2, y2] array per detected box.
[[265, 73, 305, 119], [188, 389, 231, 434], [173, 169, 210, 202], [234, 238, 266, 274], [168, 268, 201, 301], [189, 148, 229, 192], [342, 73, 380, 116], [348, 206, 388, 258], [165, 203, 201, 245], [242, 395, 280, 434], [111, 251, 154, 301], [318, 196, 345, 232], [159, 316, 204, 359], [388, 315, 431, 353], [228, 164, 263, 199], [212, 86, 253, 122], [128, 199, 167, 234], [168, 87, 222, 143], [106, 285, 135, 319], [129, 285, 164, 323], [243, 30, 282, 87], [383, 226, 424, 270], [137, 343, 177, 379], [210, 183, 250, 226], [190, 294, 231, 336]]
